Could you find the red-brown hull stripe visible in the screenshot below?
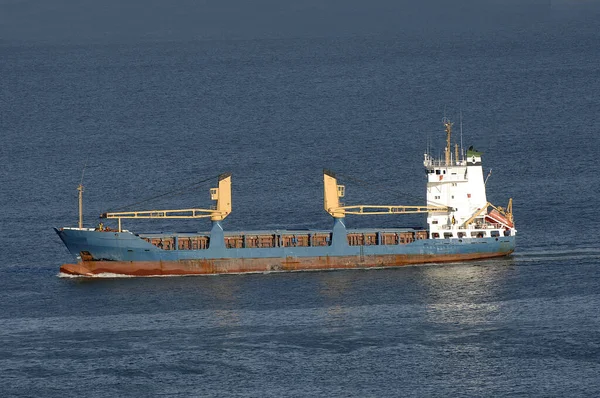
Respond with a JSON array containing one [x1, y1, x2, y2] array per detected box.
[[60, 251, 513, 277]]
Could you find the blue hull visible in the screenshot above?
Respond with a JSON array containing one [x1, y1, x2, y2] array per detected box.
[[55, 219, 515, 276]]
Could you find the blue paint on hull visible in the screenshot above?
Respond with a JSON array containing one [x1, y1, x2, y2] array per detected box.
[[55, 223, 515, 264]]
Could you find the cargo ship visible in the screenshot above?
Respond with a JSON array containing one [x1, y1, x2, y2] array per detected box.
[[56, 120, 516, 277]]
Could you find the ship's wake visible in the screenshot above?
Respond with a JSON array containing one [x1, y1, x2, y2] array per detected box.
[[512, 248, 600, 264], [59, 272, 136, 279]]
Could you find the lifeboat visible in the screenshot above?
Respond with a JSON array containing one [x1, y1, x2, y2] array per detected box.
[[485, 209, 514, 228]]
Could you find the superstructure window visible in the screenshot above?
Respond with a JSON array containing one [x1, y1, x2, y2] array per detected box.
[[432, 232, 440, 238], [436, 170, 441, 175], [443, 232, 453, 239], [491, 231, 500, 237]]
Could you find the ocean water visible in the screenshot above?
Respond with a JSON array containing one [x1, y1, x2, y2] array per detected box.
[[2, 2, 600, 396]]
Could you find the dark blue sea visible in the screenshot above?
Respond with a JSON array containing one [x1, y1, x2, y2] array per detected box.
[[2, 1, 600, 396]]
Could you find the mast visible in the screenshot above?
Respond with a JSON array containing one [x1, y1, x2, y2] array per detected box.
[[444, 118, 453, 166], [77, 160, 87, 229], [77, 184, 84, 228]]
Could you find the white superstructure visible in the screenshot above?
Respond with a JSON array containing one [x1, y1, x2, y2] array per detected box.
[[424, 119, 516, 239]]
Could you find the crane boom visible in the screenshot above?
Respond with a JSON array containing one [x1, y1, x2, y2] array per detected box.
[[460, 202, 491, 228], [460, 199, 514, 228], [101, 208, 219, 219], [101, 173, 232, 231], [323, 169, 451, 218], [337, 205, 450, 215]]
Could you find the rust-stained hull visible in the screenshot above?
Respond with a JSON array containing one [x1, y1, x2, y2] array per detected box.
[[55, 125, 519, 278], [60, 250, 513, 277]]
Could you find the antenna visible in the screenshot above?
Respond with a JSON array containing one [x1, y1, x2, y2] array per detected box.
[[460, 109, 464, 161]]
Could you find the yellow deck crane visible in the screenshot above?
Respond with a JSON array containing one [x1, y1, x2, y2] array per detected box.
[[100, 173, 232, 232], [323, 169, 451, 218]]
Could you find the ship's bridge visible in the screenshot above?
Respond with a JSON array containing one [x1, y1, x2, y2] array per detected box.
[[424, 120, 489, 234], [424, 151, 487, 230]]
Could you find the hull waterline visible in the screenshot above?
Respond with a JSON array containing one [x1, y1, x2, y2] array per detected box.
[[60, 250, 514, 277]]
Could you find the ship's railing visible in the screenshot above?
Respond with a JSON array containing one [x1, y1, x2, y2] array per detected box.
[[437, 222, 505, 230], [424, 158, 467, 168], [61, 227, 98, 232]]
